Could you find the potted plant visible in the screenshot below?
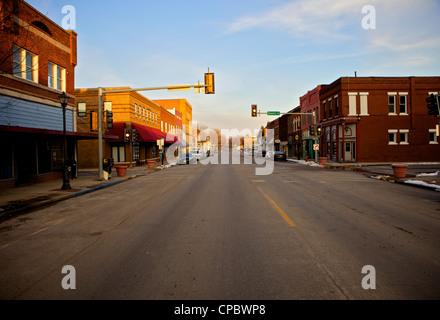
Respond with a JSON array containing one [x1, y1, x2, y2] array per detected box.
[[147, 159, 156, 169], [318, 157, 327, 165], [391, 164, 408, 178], [115, 165, 128, 177]]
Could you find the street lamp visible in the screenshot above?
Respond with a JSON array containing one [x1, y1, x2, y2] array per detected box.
[[59, 91, 71, 190]]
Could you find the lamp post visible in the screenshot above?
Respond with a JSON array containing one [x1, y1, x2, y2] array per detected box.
[[59, 91, 71, 190]]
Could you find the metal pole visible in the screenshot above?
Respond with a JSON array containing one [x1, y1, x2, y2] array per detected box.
[[98, 87, 103, 180], [313, 111, 318, 163], [61, 102, 71, 190]]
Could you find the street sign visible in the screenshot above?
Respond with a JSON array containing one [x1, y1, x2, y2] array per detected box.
[[267, 111, 280, 116], [313, 144, 319, 151]]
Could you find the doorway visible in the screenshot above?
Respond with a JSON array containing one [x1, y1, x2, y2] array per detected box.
[[345, 141, 356, 162]]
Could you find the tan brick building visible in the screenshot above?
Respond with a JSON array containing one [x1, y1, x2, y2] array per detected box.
[[153, 99, 193, 151]]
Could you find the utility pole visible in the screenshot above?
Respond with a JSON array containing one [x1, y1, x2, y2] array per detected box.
[[98, 87, 103, 180], [96, 72, 214, 180]]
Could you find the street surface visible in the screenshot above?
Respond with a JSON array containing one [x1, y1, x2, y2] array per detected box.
[[0, 153, 439, 300]]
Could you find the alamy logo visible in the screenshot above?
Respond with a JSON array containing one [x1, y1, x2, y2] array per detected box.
[[361, 5, 376, 30], [61, 265, 76, 290], [361, 265, 376, 289], [61, 5, 76, 30], [165, 123, 275, 176]]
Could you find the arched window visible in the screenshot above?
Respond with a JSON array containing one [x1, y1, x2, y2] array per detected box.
[[32, 21, 52, 36]]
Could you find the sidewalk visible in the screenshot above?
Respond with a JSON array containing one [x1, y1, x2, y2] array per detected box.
[[288, 158, 440, 192], [0, 161, 174, 222]]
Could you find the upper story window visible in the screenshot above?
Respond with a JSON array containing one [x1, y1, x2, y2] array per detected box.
[[48, 62, 66, 91], [77, 102, 86, 117], [399, 93, 408, 114], [31, 21, 52, 36], [388, 93, 396, 115], [328, 98, 332, 118], [359, 92, 369, 115], [13, 45, 38, 82], [348, 92, 357, 116]]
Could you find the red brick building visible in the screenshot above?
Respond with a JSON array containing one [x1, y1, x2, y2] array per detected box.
[[300, 85, 325, 160], [319, 76, 440, 162], [0, 0, 87, 189], [287, 106, 301, 159]]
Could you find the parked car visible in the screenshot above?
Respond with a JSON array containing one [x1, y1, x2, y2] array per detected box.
[[266, 151, 286, 161], [179, 153, 196, 164]]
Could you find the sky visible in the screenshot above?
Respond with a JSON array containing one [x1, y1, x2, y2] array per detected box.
[[27, 0, 440, 132]]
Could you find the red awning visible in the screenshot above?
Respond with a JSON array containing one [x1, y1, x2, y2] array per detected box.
[[164, 133, 180, 144], [106, 122, 125, 141], [132, 123, 164, 142], [105, 122, 180, 144]]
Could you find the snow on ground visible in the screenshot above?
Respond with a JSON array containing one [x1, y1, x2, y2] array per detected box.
[[403, 180, 440, 192], [416, 171, 440, 177], [287, 159, 322, 167]]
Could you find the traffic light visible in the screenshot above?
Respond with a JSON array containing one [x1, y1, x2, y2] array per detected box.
[[251, 104, 257, 117], [106, 110, 113, 130], [310, 124, 315, 136], [124, 128, 130, 143], [132, 128, 138, 142], [426, 94, 439, 117], [317, 125, 322, 135], [204, 72, 215, 94]]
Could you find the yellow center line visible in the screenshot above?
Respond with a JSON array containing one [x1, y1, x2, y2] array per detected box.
[[263, 193, 296, 227]]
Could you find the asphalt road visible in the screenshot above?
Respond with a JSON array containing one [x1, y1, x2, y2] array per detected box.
[[0, 155, 439, 300]]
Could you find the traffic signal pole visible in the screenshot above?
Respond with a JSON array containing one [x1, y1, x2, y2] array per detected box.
[[97, 75, 214, 180]]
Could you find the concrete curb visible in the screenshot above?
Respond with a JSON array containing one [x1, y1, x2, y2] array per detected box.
[[0, 174, 139, 222]]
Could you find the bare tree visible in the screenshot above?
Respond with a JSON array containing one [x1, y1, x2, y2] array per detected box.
[[0, 0, 41, 75]]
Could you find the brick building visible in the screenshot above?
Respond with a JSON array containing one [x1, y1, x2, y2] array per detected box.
[[75, 87, 180, 168], [300, 85, 325, 161], [265, 117, 279, 151], [287, 106, 301, 159], [0, 0, 89, 189], [319, 76, 440, 162]]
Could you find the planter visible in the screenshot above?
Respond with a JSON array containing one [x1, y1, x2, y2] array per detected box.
[[318, 157, 327, 165], [147, 159, 156, 169], [115, 165, 128, 177], [391, 164, 408, 178]]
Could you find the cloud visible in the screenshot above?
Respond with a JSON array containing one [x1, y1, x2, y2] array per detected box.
[[226, 0, 375, 38]]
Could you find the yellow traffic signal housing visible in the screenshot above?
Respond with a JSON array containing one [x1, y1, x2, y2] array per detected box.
[[251, 104, 257, 117], [204, 72, 215, 94]]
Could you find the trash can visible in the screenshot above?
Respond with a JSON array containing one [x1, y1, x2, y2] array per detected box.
[[103, 158, 112, 180], [66, 159, 77, 179]]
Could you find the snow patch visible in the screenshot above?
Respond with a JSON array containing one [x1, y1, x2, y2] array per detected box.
[[287, 159, 322, 167], [403, 180, 440, 191], [416, 171, 440, 177]]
